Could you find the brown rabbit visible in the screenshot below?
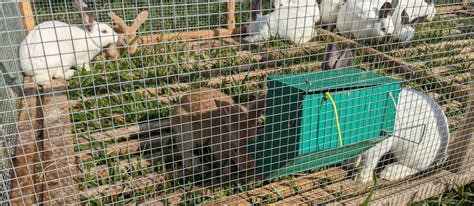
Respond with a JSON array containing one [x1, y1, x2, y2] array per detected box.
[[171, 88, 266, 180]]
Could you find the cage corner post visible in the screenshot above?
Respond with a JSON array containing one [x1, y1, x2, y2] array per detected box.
[[19, 0, 36, 34], [39, 80, 81, 205], [445, 73, 474, 177]]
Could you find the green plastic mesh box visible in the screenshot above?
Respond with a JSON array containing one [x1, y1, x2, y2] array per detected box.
[[249, 68, 401, 179]]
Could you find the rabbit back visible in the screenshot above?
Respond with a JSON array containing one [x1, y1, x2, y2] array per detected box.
[[337, 0, 395, 40], [399, 0, 436, 21], [268, 4, 318, 44], [320, 0, 341, 24]]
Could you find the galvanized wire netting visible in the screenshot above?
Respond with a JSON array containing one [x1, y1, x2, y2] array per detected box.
[[1, 0, 473, 205]]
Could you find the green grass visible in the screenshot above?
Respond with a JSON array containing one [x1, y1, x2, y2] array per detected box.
[[29, 1, 474, 205], [411, 182, 474, 205]]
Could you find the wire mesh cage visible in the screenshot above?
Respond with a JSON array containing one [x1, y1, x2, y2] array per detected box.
[[0, 0, 473, 205]]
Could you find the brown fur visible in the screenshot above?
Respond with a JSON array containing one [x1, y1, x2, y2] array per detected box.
[[171, 88, 266, 179]]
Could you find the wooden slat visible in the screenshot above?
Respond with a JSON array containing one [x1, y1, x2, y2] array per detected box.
[[137, 189, 185, 206], [316, 28, 470, 102], [204, 167, 347, 205], [79, 139, 142, 162], [80, 173, 165, 200], [84, 158, 151, 179], [227, 1, 236, 32], [436, 5, 466, 14], [269, 188, 334, 206], [19, 1, 36, 33], [389, 39, 473, 58], [141, 29, 232, 43], [40, 80, 80, 205], [338, 170, 473, 205], [462, 0, 471, 9], [10, 76, 42, 205]]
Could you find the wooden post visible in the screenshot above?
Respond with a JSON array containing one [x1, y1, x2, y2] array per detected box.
[[19, 0, 36, 34], [40, 80, 80, 205], [10, 77, 42, 205], [227, 1, 236, 33], [462, 0, 471, 9], [445, 72, 474, 174]]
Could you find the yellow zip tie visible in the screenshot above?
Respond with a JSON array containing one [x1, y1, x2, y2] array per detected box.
[[325, 92, 343, 147]]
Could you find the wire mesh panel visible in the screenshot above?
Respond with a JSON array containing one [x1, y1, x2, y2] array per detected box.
[[0, 1, 25, 204], [0, 0, 472, 205]]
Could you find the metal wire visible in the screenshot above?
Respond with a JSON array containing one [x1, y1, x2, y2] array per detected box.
[[0, 0, 472, 205]]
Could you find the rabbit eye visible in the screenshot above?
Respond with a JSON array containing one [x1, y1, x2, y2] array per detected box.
[[381, 27, 386, 32], [101, 30, 107, 34]]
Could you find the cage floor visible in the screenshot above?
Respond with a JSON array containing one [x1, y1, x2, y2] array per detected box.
[[14, 6, 473, 206]]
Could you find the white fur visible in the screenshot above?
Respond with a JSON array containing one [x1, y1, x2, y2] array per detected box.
[[391, 0, 435, 42], [319, 0, 342, 25], [358, 88, 449, 183], [399, 0, 436, 21], [20, 20, 116, 85], [245, 0, 320, 44], [391, 8, 416, 42], [336, 0, 396, 41]]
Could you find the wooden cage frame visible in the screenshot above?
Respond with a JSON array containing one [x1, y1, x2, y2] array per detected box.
[[11, 0, 473, 205]]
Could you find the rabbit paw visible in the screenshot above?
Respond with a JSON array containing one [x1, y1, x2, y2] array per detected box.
[[64, 70, 76, 80], [34, 74, 51, 86], [243, 35, 259, 43], [356, 168, 373, 184], [82, 63, 91, 71], [380, 164, 419, 181]]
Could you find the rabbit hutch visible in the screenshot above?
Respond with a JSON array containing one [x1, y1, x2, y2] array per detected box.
[[0, 0, 472, 205]]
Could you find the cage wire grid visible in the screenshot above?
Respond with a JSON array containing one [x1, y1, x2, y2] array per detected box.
[[0, 0, 472, 205]]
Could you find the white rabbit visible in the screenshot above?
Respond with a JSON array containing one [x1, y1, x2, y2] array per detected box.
[[245, 0, 320, 44], [336, 0, 399, 42], [391, 8, 427, 42], [399, 0, 436, 22], [357, 88, 449, 183], [319, 0, 342, 29], [19, 0, 117, 85]]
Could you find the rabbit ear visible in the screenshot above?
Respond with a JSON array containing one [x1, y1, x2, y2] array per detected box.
[[130, 11, 149, 33], [323, 44, 353, 70], [409, 16, 427, 25], [334, 49, 353, 69], [401, 9, 410, 25], [251, 0, 263, 21], [379, 2, 393, 19], [391, 0, 400, 9], [323, 44, 341, 70], [74, 0, 95, 31]]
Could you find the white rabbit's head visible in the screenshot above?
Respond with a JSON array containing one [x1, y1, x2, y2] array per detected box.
[[376, 0, 399, 38], [424, 0, 436, 21], [393, 9, 427, 42], [74, 0, 117, 48], [274, 0, 291, 8]]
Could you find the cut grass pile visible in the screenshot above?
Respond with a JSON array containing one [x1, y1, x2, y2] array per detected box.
[[29, 1, 473, 205]]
